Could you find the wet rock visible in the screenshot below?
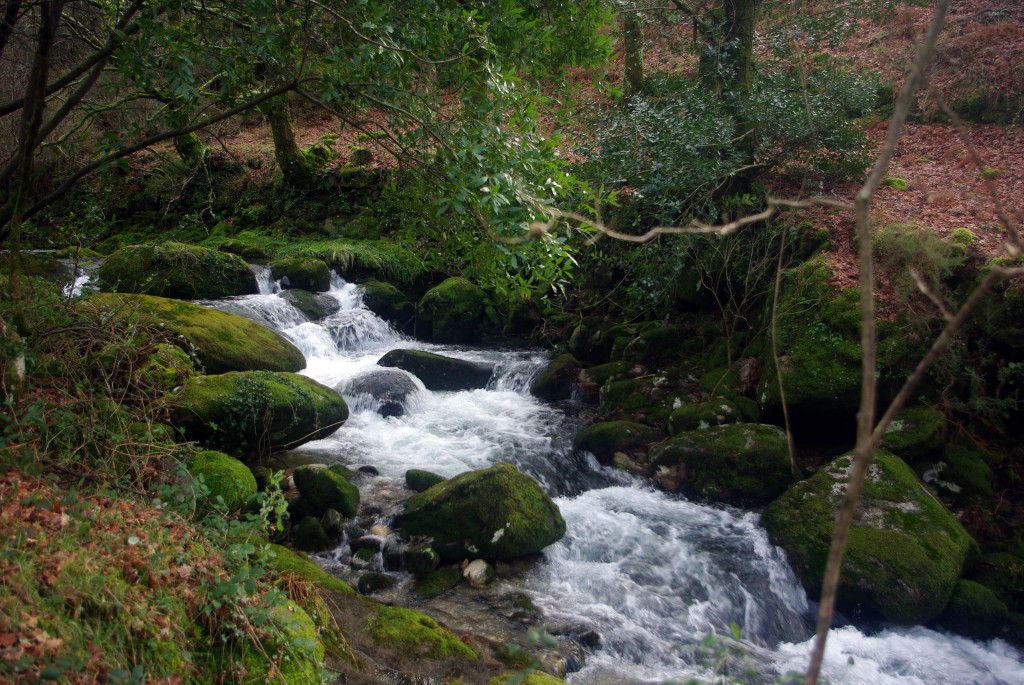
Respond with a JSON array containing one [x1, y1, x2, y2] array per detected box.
[[359, 465, 381, 476], [360, 279, 415, 330], [577, 361, 646, 401], [295, 516, 332, 552], [413, 567, 462, 598], [462, 559, 495, 587], [321, 508, 343, 538], [281, 288, 341, 320], [338, 368, 421, 417], [353, 535, 385, 552], [573, 421, 663, 466], [395, 463, 566, 562], [881, 405, 947, 460], [270, 257, 330, 292], [935, 579, 1008, 639], [358, 572, 398, 595], [351, 547, 377, 571], [293, 464, 359, 518], [649, 423, 792, 505], [668, 398, 742, 435], [377, 349, 492, 391], [166, 371, 347, 457], [529, 353, 583, 402], [97, 242, 257, 299], [406, 468, 446, 492], [764, 450, 978, 624], [404, 545, 441, 575], [416, 277, 487, 342]]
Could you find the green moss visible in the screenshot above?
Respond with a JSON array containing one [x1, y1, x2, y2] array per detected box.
[[413, 567, 462, 598], [188, 450, 257, 511], [167, 371, 348, 457], [360, 279, 414, 327], [349, 145, 373, 166], [621, 325, 686, 363], [366, 604, 477, 660], [937, 579, 1008, 638], [936, 441, 994, 499], [270, 257, 330, 292], [397, 463, 566, 562], [0, 251, 68, 281], [488, 674, 568, 685], [573, 421, 663, 465], [294, 516, 333, 552], [764, 450, 976, 623], [883, 177, 908, 191], [97, 242, 257, 299], [579, 361, 640, 388], [969, 553, 1024, 612], [240, 598, 325, 684], [87, 293, 305, 374], [406, 469, 446, 492], [218, 239, 270, 262], [881, 406, 946, 459], [950, 227, 976, 248], [417, 277, 487, 343], [281, 289, 327, 320], [293, 464, 359, 518], [599, 376, 669, 423], [668, 399, 742, 434], [138, 342, 195, 391], [277, 238, 425, 285], [267, 544, 355, 594], [529, 353, 582, 402]]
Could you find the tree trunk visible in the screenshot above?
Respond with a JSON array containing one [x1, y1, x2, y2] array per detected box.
[[623, 11, 644, 97], [698, 0, 762, 97], [260, 95, 312, 187]]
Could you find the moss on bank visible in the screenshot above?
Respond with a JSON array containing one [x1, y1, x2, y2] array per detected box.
[[366, 604, 478, 660]]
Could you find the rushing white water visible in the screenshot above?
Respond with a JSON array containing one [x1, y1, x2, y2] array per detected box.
[[201, 274, 1024, 685]]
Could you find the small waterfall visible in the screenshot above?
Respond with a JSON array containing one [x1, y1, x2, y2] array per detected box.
[[252, 264, 280, 294]]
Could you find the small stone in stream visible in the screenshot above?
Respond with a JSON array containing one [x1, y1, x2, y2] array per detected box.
[[578, 630, 601, 647], [351, 547, 376, 571], [361, 505, 383, 516], [353, 535, 384, 552], [404, 545, 441, 575], [321, 508, 343, 538], [358, 572, 397, 595], [369, 524, 391, 537], [358, 465, 380, 475], [463, 559, 495, 588]]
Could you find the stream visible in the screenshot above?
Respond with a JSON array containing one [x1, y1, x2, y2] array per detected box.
[[199, 268, 1023, 685]]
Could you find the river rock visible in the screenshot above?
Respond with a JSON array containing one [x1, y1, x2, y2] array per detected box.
[[377, 349, 492, 391], [281, 288, 340, 320], [187, 450, 256, 511], [573, 421, 663, 466], [294, 516, 333, 552], [416, 277, 487, 342], [880, 405, 946, 460], [98, 242, 257, 299], [293, 464, 359, 518], [763, 450, 978, 624], [463, 559, 495, 587], [414, 567, 462, 598], [166, 371, 348, 457], [338, 368, 421, 417], [358, 572, 398, 595], [270, 257, 330, 292], [86, 293, 305, 374], [360, 279, 415, 330], [395, 463, 566, 562], [244, 598, 324, 683], [577, 361, 646, 400], [648, 423, 792, 505], [406, 469, 446, 492], [530, 353, 583, 402], [935, 579, 1008, 639], [668, 398, 742, 434]]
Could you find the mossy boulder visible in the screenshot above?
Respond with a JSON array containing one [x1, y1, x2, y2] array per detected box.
[[881, 406, 946, 460], [86, 293, 305, 374], [406, 469, 446, 492], [413, 567, 462, 598], [417, 277, 487, 343], [396, 463, 566, 562], [668, 398, 742, 435], [921, 440, 995, 501], [763, 450, 977, 624], [621, 325, 686, 363], [217, 239, 269, 262], [599, 375, 673, 424], [360, 279, 414, 329], [365, 603, 477, 660], [166, 371, 348, 457], [98, 242, 257, 299], [294, 516, 333, 552], [573, 421, 663, 466], [968, 553, 1024, 612], [240, 598, 324, 684], [138, 342, 195, 391], [293, 464, 359, 518], [280, 288, 340, 320], [935, 579, 1008, 639], [187, 450, 257, 511], [758, 257, 862, 436], [267, 544, 354, 595], [270, 258, 330, 292], [648, 424, 792, 505], [377, 349, 492, 391], [530, 353, 583, 402]]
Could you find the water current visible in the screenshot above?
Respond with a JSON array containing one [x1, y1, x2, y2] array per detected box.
[[198, 267, 1024, 685]]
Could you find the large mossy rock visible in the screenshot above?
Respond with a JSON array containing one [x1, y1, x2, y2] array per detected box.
[[187, 450, 256, 511], [648, 424, 792, 505], [98, 242, 257, 299], [167, 371, 348, 456], [267, 544, 354, 595], [360, 279, 414, 329], [417, 277, 487, 342], [668, 398, 742, 435], [377, 349, 491, 391], [280, 288, 340, 320], [757, 257, 861, 436], [880, 405, 946, 460], [87, 293, 305, 374], [396, 463, 566, 562], [239, 598, 325, 684], [270, 257, 330, 292], [935, 579, 1008, 639], [529, 353, 582, 402], [763, 450, 977, 624], [366, 603, 477, 660], [293, 464, 359, 518], [573, 421, 663, 466]]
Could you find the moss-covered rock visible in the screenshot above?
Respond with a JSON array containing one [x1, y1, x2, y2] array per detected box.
[[488, 674, 568, 685], [377, 349, 492, 391], [293, 464, 359, 518], [530, 353, 583, 402], [757, 257, 862, 436], [365, 604, 477, 660], [137, 342, 195, 391], [921, 440, 995, 501], [621, 325, 686, 364], [406, 469, 446, 492], [413, 567, 462, 598], [881, 406, 946, 460], [358, 572, 397, 595], [763, 450, 977, 624], [668, 398, 742, 435], [280, 288, 340, 320], [935, 579, 1008, 639], [240, 598, 325, 684], [267, 544, 355, 594], [187, 450, 257, 511], [360, 279, 414, 329], [417, 277, 487, 343], [968, 553, 1024, 612], [86, 293, 305, 374], [270, 258, 330, 292], [396, 463, 566, 562], [648, 424, 792, 505], [573, 421, 663, 466], [599, 375, 674, 425], [294, 516, 333, 552], [166, 371, 347, 457], [98, 242, 257, 299], [217, 239, 269, 262]]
